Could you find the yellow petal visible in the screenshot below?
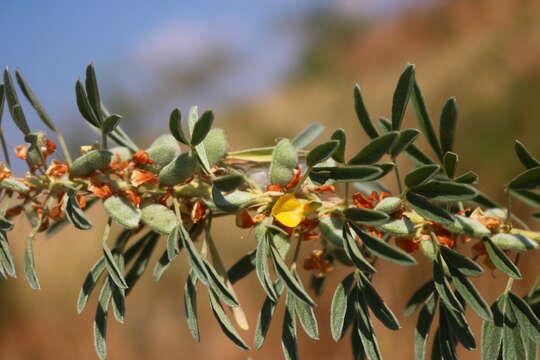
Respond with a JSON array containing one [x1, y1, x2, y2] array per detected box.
[[275, 209, 304, 228], [271, 193, 301, 216]]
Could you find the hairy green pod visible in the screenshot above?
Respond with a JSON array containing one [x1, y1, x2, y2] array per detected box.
[[491, 233, 538, 252], [374, 196, 402, 214], [141, 204, 177, 234], [1, 178, 30, 193], [269, 139, 297, 186], [319, 216, 345, 247], [110, 146, 132, 162], [70, 150, 113, 177], [103, 196, 141, 229], [203, 128, 228, 167], [206, 190, 258, 211], [158, 151, 198, 186], [143, 135, 181, 173], [484, 208, 506, 220], [443, 215, 490, 238], [420, 239, 436, 261], [378, 218, 414, 236]]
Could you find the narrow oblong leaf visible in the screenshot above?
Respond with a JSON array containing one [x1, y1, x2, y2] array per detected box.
[[255, 281, 283, 349], [291, 122, 325, 149], [411, 80, 443, 160], [350, 223, 416, 266], [330, 272, 355, 341], [481, 296, 506, 360], [391, 128, 420, 158], [405, 280, 435, 316], [227, 249, 256, 285], [101, 114, 121, 134], [270, 244, 314, 306], [413, 181, 478, 202], [294, 294, 319, 339], [507, 292, 540, 345], [379, 116, 434, 164], [282, 294, 299, 360], [511, 189, 540, 209], [443, 152, 458, 179], [342, 225, 376, 273], [179, 223, 209, 286], [483, 237, 522, 279], [213, 174, 245, 192], [348, 131, 399, 165], [507, 166, 540, 190], [184, 272, 200, 341], [15, 69, 57, 131], [255, 226, 277, 302], [77, 257, 107, 314], [65, 191, 93, 230], [391, 64, 415, 131], [203, 259, 239, 307], [449, 267, 492, 321], [24, 234, 40, 290], [440, 97, 458, 154], [515, 140, 540, 169], [0, 232, 15, 278], [433, 254, 463, 312], [331, 128, 347, 163], [208, 289, 249, 350], [103, 244, 128, 290], [343, 207, 390, 226], [414, 294, 437, 360], [354, 85, 378, 139], [93, 279, 111, 360], [455, 170, 479, 184], [75, 80, 99, 126], [3, 68, 31, 135], [406, 191, 454, 224], [85, 63, 102, 123], [306, 140, 339, 167], [359, 272, 400, 330], [354, 287, 383, 360], [310, 165, 382, 184], [166, 226, 180, 261], [405, 164, 441, 188], [190, 110, 214, 146], [169, 107, 189, 145], [503, 302, 527, 360], [439, 245, 483, 277]]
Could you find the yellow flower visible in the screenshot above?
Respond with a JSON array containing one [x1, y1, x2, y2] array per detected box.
[[271, 194, 311, 228]]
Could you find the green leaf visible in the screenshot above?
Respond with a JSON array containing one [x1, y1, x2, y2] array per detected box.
[[508, 292, 540, 345], [103, 244, 128, 290], [227, 249, 256, 285], [433, 254, 463, 312], [291, 269, 318, 339], [188, 106, 212, 174], [449, 267, 492, 321], [391, 128, 420, 158], [75, 80, 99, 126], [391, 64, 415, 131], [455, 171, 479, 184], [511, 189, 540, 209], [306, 140, 339, 167], [490, 233, 538, 252], [212, 175, 245, 193], [443, 152, 458, 179], [437, 311, 458, 360], [353, 287, 383, 360], [342, 225, 376, 273], [208, 288, 249, 350], [141, 204, 177, 234], [405, 280, 435, 316], [93, 278, 111, 360], [190, 110, 214, 146], [166, 226, 180, 261], [184, 272, 200, 341], [179, 223, 209, 286], [414, 294, 437, 360], [350, 223, 416, 266], [282, 294, 299, 360], [411, 80, 443, 161], [441, 302, 476, 350], [440, 245, 483, 277], [359, 272, 400, 330], [348, 132, 398, 165], [291, 122, 325, 149], [310, 165, 382, 184], [405, 191, 455, 222], [483, 237, 522, 279], [0, 231, 15, 278], [412, 181, 478, 202], [101, 114, 121, 134], [65, 191, 93, 230], [0, 83, 5, 123], [15, 70, 57, 131], [330, 273, 355, 341], [125, 232, 159, 293], [405, 164, 441, 188], [481, 296, 505, 360], [331, 128, 347, 163], [227, 146, 274, 162], [270, 243, 314, 306], [270, 139, 298, 186], [351, 319, 366, 360], [203, 259, 239, 307], [439, 97, 458, 154], [343, 207, 390, 226], [3, 68, 31, 135], [443, 215, 490, 238], [169, 107, 189, 145], [508, 166, 540, 190], [515, 140, 540, 169], [85, 63, 103, 124], [24, 234, 40, 290], [158, 151, 198, 186], [503, 302, 527, 359], [77, 257, 107, 314], [203, 128, 228, 167], [255, 280, 283, 349], [103, 195, 141, 230], [255, 227, 277, 302], [354, 85, 378, 139]]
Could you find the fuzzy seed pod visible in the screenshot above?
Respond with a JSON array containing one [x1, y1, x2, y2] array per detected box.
[[203, 128, 228, 167], [158, 151, 198, 186], [70, 150, 113, 178], [141, 204, 177, 234], [104, 196, 141, 229], [143, 135, 181, 173], [374, 196, 402, 214], [269, 139, 297, 186], [491, 233, 538, 252]]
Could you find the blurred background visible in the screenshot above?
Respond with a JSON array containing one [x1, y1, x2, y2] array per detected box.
[[2, 0, 540, 358]]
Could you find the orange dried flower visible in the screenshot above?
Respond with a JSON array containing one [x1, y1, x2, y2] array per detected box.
[[266, 184, 283, 192], [353, 191, 390, 209], [15, 144, 28, 160], [46, 160, 69, 178], [132, 150, 154, 165], [284, 167, 302, 190], [313, 184, 335, 193], [110, 154, 129, 172], [0, 163, 11, 181], [43, 140, 56, 158], [395, 237, 419, 253], [131, 169, 158, 187], [49, 201, 65, 221], [191, 201, 206, 224], [89, 184, 113, 199], [122, 190, 141, 208], [303, 249, 334, 277], [76, 194, 87, 209]]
